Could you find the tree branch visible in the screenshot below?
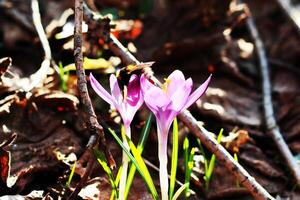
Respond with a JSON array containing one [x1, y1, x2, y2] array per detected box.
[[242, 1, 300, 187], [68, 0, 115, 198], [26, 0, 51, 92]]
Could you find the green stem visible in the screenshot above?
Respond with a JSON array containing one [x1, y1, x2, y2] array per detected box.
[[157, 124, 169, 200]]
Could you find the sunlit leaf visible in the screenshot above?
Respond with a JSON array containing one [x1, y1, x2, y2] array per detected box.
[[124, 114, 153, 199], [94, 149, 118, 199], [171, 183, 188, 200], [66, 161, 76, 188], [108, 128, 158, 200], [169, 117, 178, 200], [205, 128, 223, 190], [64, 57, 114, 72], [109, 165, 123, 200], [185, 147, 195, 198], [234, 153, 240, 187]]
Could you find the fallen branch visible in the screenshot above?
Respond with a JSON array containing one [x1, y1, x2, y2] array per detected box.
[[68, 0, 115, 199], [242, 2, 300, 187], [83, 3, 275, 200]]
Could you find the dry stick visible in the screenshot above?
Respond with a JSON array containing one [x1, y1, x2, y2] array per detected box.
[[276, 0, 300, 34], [83, 5, 275, 200], [27, 0, 51, 92], [68, 0, 115, 199], [244, 5, 300, 187]]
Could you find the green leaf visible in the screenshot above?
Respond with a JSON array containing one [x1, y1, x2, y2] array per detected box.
[[205, 128, 223, 190], [124, 114, 153, 199], [197, 139, 208, 175], [94, 149, 118, 199], [234, 153, 240, 187], [66, 162, 76, 188], [183, 137, 189, 174], [63, 57, 114, 72], [58, 62, 68, 92], [109, 165, 123, 200], [171, 183, 189, 200], [115, 165, 123, 187], [185, 148, 195, 198], [108, 128, 159, 200], [169, 117, 178, 200]]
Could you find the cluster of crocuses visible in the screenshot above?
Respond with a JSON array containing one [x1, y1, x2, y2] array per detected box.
[[90, 70, 211, 200]]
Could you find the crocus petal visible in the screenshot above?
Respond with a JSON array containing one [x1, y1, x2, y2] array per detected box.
[[140, 74, 155, 92], [141, 74, 172, 111], [124, 94, 144, 125], [156, 109, 177, 135], [127, 74, 141, 106], [110, 74, 123, 104], [182, 74, 212, 110], [90, 73, 114, 105], [166, 70, 186, 97], [144, 86, 170, 111], [169, 78, 193, 111]]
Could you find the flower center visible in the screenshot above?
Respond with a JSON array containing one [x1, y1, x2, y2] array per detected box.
[[126, 64, 136, 72], [163, 78, 171, 93]]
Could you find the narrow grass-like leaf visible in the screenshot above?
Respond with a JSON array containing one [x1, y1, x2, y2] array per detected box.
[[124, 114, 153, 199], [59, 62, 68, 92], [109, 165, 123, 200], [108, 128, 159, 200], [66, 162, 76, 188], [94, 148, 118, 199], [169, 117, 178, 200], [197, 139, 208, 174], [183, 137, 189, 176], [205, 128, 223, 190], [125, 134, 158, 200], [234, 153, 240, 187], [171, 183, 189, 200], [115, 165, 123, 187], [185, 147, 195, 198]]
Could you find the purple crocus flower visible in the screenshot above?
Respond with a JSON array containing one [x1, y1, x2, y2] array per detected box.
[[90, 73, 143, 127], [140, 70, 211, 200], [90, 73, 143, 197]]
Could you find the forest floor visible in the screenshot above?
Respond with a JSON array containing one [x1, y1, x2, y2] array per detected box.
[[0, 0, 300, 199]]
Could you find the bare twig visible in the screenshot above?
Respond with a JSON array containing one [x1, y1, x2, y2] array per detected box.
[[83, 4, 275, 200], [27, 0, 51, 92], [243, 2, 300, 187], [68, 0, 115, 198], [276, 0, 300, 34]]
